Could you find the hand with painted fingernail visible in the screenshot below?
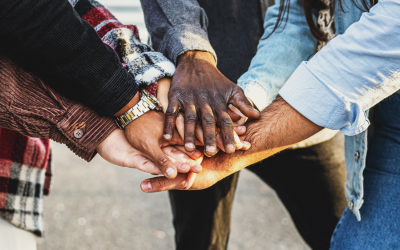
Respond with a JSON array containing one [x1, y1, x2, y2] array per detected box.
[[124, 111, 203, 179]]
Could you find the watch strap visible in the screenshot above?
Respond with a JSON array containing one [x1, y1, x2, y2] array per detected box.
[[115, 95, 156, 129]]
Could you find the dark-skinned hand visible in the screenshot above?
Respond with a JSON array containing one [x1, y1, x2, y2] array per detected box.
[[163, 51, 260, 157]]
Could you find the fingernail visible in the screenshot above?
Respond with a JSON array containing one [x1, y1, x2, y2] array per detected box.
[[141, 180, 152, 192], [238, 126, 245, 131], [163, 134, 171, 140], [183, 181, 188, 190], [206, 145, 216, 155], [226, 144, 235, 153], [185, 143, 195, 150], [234, 135, 241, 143], [193, 150, 202, 158], [166, 167, 175, 178]]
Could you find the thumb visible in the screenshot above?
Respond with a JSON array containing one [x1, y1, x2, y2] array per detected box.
[[147, 145, 179, 179]]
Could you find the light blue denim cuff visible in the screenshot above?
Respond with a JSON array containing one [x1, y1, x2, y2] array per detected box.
[[238, 80, 275, 111], [279, 62, 370, 136]]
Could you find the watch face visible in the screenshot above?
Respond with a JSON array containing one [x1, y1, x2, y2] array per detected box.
[[142, 90, 163, 110]]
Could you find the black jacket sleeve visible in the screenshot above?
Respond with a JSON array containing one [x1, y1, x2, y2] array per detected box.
[[0, 0, 138, 116]]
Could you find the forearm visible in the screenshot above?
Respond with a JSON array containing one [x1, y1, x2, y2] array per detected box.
[[0, 0, 137, 116], [0, 54, 117, 161], [238, 0, 317, 111], [140, 0, 216, 63], [279, 0, 400, 136], [227, 96, 323, 169]]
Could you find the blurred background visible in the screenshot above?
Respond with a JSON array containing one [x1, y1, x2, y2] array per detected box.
[[37, 0, 310, 249]]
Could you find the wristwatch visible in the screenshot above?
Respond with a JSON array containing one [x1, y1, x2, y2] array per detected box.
[[115, 90, 163, 129]]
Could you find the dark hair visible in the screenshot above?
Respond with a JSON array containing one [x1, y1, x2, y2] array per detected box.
[[265, 0, 376, 42]]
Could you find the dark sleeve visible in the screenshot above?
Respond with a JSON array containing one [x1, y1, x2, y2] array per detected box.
[[0, 0, 137, 116], [140, 0, 217, 64]]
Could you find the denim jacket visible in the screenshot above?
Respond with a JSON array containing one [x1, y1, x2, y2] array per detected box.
[[239, 0, 400, 220]]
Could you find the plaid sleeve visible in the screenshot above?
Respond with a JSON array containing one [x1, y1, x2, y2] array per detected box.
[[71, 0, 175, 88]]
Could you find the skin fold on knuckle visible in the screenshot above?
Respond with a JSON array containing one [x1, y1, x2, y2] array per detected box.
[[185, 113, 197, 124], [165, 107, 178, 118], [202, 114, 216, 128]]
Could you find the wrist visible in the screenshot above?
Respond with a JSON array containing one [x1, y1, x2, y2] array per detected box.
[[178, 51, 217, 67], [114, 91, 140, 117]]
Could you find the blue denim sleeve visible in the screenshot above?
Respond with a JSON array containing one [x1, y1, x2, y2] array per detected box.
[[237, 0, 317, 110], [279, 0, 400, 136]]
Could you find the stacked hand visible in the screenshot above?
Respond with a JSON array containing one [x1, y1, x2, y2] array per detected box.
[[95, 51, 264, 191]]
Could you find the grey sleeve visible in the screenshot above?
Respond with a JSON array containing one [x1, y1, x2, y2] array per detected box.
[[140, 0, 217, 64]]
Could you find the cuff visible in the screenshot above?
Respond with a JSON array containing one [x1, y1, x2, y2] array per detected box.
[[158, 24, 217, 64], [52, 104, 118, 161], [88, 66, 139, 117], [279, 62, 370, 136], [238, 80, 276, 111], [126, 51, 176, 86]]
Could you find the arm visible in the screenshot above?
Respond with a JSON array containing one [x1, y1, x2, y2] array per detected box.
[[238, 0, 317, 110], [0, 53, 201, 174], [140, 96, 323, 192], [279, 0, 400, 136], [140, 0, 400, 191], [141, 0, 260, 156], [139, 0, 216, 64], [0, 0, 136, 116], [73, 0, 175, 87]]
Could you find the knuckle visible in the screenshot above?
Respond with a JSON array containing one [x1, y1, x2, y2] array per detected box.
[[221, 117, 233, 127], [224, 134, 235, 143], [169, 147, 179, 155], [185, 113, 197, 123], [185, 131, 196, 139], [203, 114, 215, 127], [165, 107, 178, 117], [164, 123, 173, 131], [158, 157, 169, 167], [205, 133, 216, 143], [156, 178, 167, 189]]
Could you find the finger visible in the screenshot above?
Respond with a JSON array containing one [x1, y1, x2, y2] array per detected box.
[[241, 141, 251, 150], [174, 145, 204, 164], [230, 88, 260, 120], [148, 146, 179, 179], [216, 131, 225, 152], [233, 125, 247, 135], [233, 131, 243, 150], [183, 105, 198, 152], [176, 113, 185, 139], [156, 78, 171, 113], [125, 155, 162, 175], [183, 172, 197, 190], [141, 174, 187, 193], [162, 146, 202, 173], [164, 99, 180, 141], [216, 108, 236, 154], [227, 106, 242, 122], [200, 105, 218, 157], [195, 123, 204, 145]]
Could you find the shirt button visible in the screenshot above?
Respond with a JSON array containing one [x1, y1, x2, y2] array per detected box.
[[74, 129, 84, 139], [355, 151, 360, 161], [348, 201, 354, 211]]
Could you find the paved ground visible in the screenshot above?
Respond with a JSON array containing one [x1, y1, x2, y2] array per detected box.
[[37, 1, 310, 249], [37, 143, 309, 250]]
